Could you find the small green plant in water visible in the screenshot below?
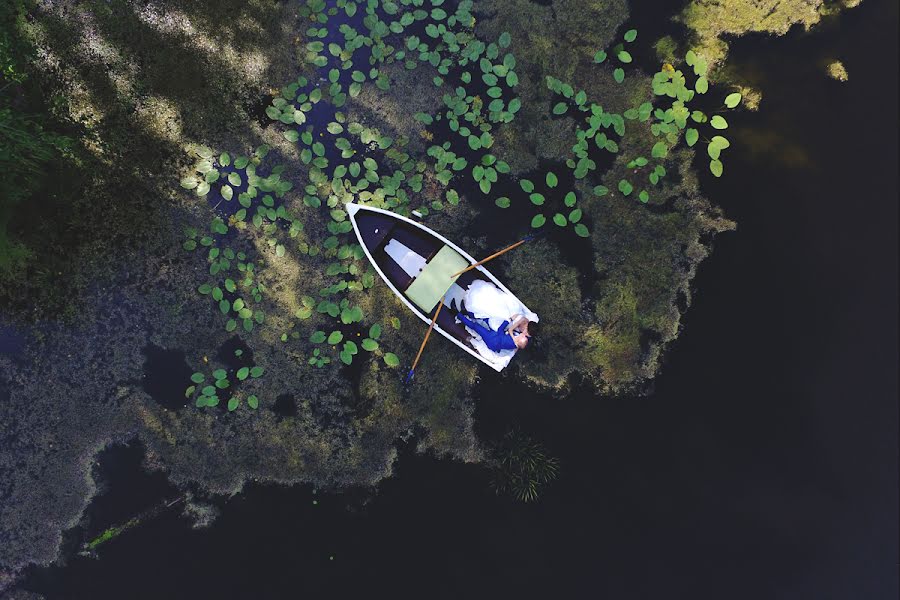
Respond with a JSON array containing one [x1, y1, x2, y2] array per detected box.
[[489, 430, 560, 502]]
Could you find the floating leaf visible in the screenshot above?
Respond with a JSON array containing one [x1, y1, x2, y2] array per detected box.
[[710, 160, 724, 177], [710, 115, 728, 130], [624, 29, 638, 43], [593, 185, 609, 197], [531, 214, 546, 228], [284, 130, 299, 142], [361, 338, 379, 351], [310, 331, 327, 343], [250, 366, 264, 378], [711, 135, 731, 150], [237, 367, 249, 380], [724, 92, 742, 109], [190, 372, 205, 384], [695, 77, 709, 94], [552, 102, 568, 115], [651, 142, 668, 159], [520, 179, 535, 193], [384, 353, 400, 367], [593, 50, 607, 63], [247, 395, 259, 409], [568, 208, 582, 223], [617, 50, 632, 64], [618, 180, 633, 196], [574, 223, 590, 238], [552, 213, 567, 227], [685, 128, 699, 147], [639, 190, 650, 203], [564, 191, 577, 207], [529, 193, 545, 206], [495, 197, 511, 208], [327, 331, 343, 345], [369, 324, 382, 339], [499, 32, 511, 48], [613, 68, 625, 83], [227, 397, 239, 411], [546, 172, 558, 188]]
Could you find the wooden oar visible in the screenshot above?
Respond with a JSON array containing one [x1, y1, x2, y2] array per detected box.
[[405, 293, 446, 383], [450, 232, 544, 278]]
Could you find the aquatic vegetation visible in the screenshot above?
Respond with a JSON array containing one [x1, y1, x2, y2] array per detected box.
[[489, 430, 559, 502], [80, 495, 185, 556], [0, 0, 752, 580], [826, 60, 849, 82], [185, 362, 263, 411], [677, 0, 841, 66]]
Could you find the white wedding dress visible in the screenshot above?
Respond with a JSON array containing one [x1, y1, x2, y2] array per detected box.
[[464, 279, 539, 330]]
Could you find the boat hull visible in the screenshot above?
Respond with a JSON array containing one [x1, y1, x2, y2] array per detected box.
[[347, 203, 528, 372]]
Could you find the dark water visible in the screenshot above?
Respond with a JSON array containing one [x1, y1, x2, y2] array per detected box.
[[18, 0, 898, 598]]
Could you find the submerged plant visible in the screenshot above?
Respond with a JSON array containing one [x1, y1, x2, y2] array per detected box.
[[489, 430, 560, 503]]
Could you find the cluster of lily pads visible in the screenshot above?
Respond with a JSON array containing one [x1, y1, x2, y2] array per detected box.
[[185, 360, 263, 412], [411, 30, 524, 209], [500, 171, 589, 236], [537, 26, 744, 215], [307, 322, 397, 367], [649, 50, 741, 177], [300, 0, 478, 96], [180, 146, 309, 336]]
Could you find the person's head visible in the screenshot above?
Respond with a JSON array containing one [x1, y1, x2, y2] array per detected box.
[[511, 318, 536, 350]]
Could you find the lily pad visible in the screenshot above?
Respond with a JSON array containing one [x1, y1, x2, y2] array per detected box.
[[546, 172, 558, 188], [724, 92, 742, 109]]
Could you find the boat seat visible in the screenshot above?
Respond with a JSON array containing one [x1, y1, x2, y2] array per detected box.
[[404, 245, 470, 312]]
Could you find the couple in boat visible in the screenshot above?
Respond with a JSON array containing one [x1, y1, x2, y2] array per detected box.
[[454, 279, 538, 353]]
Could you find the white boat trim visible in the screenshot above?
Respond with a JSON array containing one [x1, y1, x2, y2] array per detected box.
[[347, 203, 523, 372]]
